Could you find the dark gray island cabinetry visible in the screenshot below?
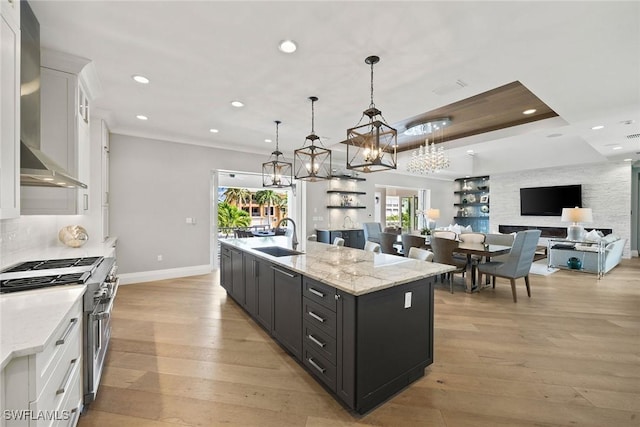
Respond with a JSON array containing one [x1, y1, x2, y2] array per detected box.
[[219, 237, 453, 414]]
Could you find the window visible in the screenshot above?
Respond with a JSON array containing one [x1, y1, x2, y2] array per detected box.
[[251, 207, 260, 217]]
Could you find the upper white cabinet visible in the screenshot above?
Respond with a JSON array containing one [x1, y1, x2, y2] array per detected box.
[[0, 0, 20, 219], [21, 50, 99, 215]]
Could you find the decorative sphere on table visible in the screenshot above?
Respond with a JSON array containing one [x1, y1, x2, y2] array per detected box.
[[58, 225, 89, 248]]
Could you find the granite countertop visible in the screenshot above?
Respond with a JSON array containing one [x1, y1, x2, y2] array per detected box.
[[0, 285, 86, 369], [221, 236, 454, 296]]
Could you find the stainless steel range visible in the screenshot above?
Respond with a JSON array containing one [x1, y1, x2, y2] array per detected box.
[[0, 256, 119, 406]]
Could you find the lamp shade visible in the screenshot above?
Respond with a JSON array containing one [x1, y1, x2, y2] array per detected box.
[[427, 208, 440, 219], [561, 207, 593, 223]]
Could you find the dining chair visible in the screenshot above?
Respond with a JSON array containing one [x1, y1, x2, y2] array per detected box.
[[380, 232, 400, 255], [477, 230, 542, 302], [333, 237, 345, 246], [234, 229, 254, 238], [401, 233, 427, 256], [364, 241, 382, 253], [363, 222, 382, 244], [484, 233, 515, 263], [432, 230, 457, 240], [459, 232, 486, 244], [430, 237, 467, 293], [407, 247, 434, 262]]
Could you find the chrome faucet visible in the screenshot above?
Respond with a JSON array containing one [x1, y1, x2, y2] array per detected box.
[[275, 217, 298, 250], [343, 215, 353, 229]]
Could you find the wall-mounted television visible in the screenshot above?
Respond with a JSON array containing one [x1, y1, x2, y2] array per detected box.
[[520, 184, 582, 216]]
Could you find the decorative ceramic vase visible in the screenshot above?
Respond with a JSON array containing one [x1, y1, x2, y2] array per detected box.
[[567, 257, 582, 270], [59, 225, 89, 248]]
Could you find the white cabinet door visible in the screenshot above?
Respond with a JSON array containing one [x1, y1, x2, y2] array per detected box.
[[0, 12, 20, 219], [90, 118, 110, 241]]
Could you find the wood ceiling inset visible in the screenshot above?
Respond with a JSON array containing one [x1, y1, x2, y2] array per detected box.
[[340, 81, 559, 153]]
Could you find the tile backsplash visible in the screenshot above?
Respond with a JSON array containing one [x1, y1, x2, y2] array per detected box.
[[0, 215, 92, 269]]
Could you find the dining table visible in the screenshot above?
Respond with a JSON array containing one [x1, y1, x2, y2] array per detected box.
[[453, 242, 512, 292]]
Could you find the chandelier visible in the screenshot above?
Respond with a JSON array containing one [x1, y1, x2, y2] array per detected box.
[[406, 118, 451, 174], [262, 120, 293, 188], [346, 55, 397, 173], [294, 96, 332, 181]]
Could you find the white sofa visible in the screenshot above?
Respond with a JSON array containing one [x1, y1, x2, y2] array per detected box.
[[549, 234, 626, 274]]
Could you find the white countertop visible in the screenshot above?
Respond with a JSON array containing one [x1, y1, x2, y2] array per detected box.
[[0, 285, 86, 369], [221, 236, 454, 296]]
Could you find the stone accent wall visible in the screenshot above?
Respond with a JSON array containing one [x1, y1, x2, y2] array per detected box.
[[490, 162, 632, 257]]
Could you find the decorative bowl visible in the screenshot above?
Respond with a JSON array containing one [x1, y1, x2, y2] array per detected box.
[[58, 225, 89, 248]]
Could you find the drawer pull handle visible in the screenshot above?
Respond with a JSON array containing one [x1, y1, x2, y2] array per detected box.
[[272, 266, 297, 278], [308, 311, 325, 323], [56, 358, 77, 395], [308, 334, 326, 348], [56, 318, 79, 345], [308, 357, 326, 374], [308, 288, 325, 298]]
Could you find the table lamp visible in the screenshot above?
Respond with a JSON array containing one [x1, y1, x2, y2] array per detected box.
[[427, 208, 440, 230], [561, 207, 593, 240]]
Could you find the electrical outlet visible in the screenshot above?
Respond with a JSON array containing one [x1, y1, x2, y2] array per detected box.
[[404, 292, 412, 308], [157, 255, 163, 261]]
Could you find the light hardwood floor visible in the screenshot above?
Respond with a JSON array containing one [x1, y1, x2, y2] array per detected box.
[[78, 259, 640, 427]]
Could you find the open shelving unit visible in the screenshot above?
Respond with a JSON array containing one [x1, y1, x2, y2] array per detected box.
[[453, 175, 490, 232]]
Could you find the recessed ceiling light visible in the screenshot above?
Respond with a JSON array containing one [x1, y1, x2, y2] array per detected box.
[[623, 158, 633, 162], [522, 109, 537, 115], [466, 149, 475, 154], [43, 177, 54, 181], [132, 75, 150, 84], [136, 115, 148, 120], [612, 146, 622, 150], [592, 125, 604, 130], [278, 40, 297, 53], [209, 128, 219, 133], [265, 139, 272, 143], [231, 101, 244, 108]]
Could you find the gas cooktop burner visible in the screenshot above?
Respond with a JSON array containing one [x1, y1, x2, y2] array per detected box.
[[2, 256, 103, 273], [0, 271, 91, 293]]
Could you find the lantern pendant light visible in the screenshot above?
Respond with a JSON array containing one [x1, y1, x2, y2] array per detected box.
[[346, 55, 398, 173], [294, 96, 332, 181], [262, 120, 293, 188]]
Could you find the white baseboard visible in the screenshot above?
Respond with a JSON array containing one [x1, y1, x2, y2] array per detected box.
[[119, 264, 214, 285]]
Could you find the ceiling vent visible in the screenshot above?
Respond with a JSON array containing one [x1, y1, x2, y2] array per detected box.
[[626, 133, 640, 139]]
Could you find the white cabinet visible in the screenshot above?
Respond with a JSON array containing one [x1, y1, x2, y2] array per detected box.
[[21, 64, 91, 215], [2, 299, 83, 427], [90, 118, 110, 241], [0, 0, 20, 219]]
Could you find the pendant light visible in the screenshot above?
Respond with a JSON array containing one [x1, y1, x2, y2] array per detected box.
[[294, 96, 332, 181], [346, 55, 397, 173], [262, 120, 293, 188]]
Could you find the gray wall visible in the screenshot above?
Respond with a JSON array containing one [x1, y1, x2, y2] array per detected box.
[[490, 162, 633, 257], [110, 133, 266, 274]]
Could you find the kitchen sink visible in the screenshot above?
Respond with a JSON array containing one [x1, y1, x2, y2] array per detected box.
[[253, 246, 303, 257]]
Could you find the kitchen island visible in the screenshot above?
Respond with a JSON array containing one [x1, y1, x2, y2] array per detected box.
[[220, 236, 453, 414]]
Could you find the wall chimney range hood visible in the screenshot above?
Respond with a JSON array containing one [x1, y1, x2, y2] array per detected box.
[[19, 1, 87, 189]]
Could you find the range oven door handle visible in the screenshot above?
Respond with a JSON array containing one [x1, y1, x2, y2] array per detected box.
[[91, 277, 119, 320]]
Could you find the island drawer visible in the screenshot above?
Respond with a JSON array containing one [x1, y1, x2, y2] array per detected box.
[[303, 278, 336, 312], [303, 321, 336, 364], [303, 298, 337, 338], [303, 347, 336, 393]]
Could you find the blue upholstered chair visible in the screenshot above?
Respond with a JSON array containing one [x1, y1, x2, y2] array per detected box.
[[363, 222, 382, 244], [477, 230, 542, 302]]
